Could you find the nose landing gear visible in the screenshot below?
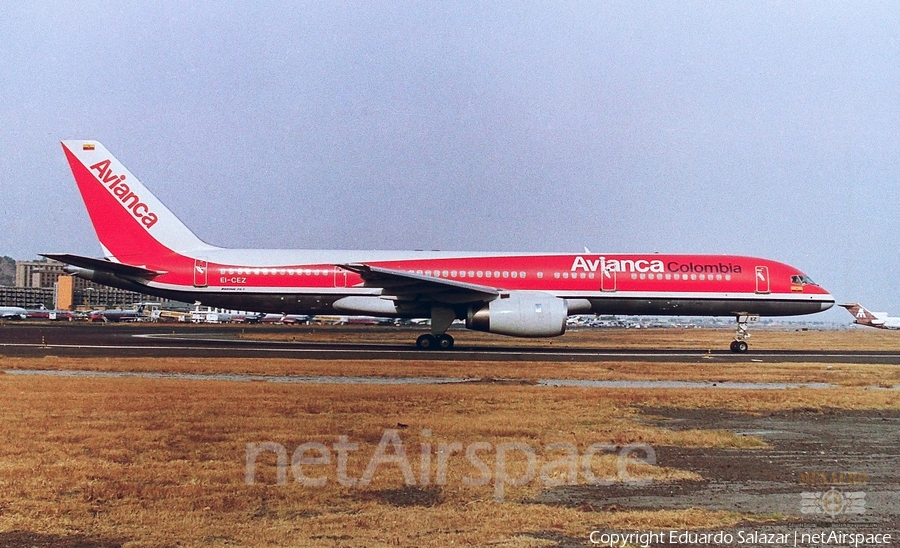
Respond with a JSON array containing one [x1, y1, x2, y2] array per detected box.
[[730, 339, 749, 353], [730, 315, 758, 353]]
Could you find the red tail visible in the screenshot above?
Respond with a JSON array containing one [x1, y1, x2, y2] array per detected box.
[[61, 141, 218, 265]]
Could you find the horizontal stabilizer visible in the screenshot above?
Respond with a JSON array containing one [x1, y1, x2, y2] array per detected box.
[[41, 253, 164, 279]]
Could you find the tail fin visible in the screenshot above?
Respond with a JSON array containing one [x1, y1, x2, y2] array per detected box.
[[839, 303, 878, 324], [60, 141, 218, 263]]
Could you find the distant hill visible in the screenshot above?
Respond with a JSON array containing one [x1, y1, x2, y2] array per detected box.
[[0, 256, 14, 286]]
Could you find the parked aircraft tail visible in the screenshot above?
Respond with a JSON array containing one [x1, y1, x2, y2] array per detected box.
[[839, 303, 879, 324]]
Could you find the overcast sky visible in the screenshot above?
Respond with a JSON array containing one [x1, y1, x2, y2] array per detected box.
[[2, 2, 898, 321]]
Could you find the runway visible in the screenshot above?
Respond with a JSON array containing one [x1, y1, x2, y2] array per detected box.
[[1, 323, 898, 363]]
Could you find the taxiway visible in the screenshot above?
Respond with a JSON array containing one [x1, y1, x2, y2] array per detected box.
[[0, 323, 897, 363]]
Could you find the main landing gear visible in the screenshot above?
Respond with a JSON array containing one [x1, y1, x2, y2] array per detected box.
[[415, 306, 457, 351], [416, 333, 454, 350], [729, 314, 758, 353]]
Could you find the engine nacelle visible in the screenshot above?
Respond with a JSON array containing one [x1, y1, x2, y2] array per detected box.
[[467, 291, 567, 337]]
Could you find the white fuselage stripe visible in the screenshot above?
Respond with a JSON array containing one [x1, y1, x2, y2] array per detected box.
[[144, 281, 831, 302]]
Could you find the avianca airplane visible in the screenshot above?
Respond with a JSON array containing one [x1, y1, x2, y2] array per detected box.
[[45, 140, 834, 352], [839, 303, 900, 330]]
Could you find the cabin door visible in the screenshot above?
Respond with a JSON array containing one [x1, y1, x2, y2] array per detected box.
[[600, 268, 617, 292], [333, 267, 347, 288], [194, 258, 208, 288], [755, 266, 770, 294]]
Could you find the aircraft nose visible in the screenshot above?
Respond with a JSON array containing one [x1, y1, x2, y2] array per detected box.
[[820, 295, 835, 311]]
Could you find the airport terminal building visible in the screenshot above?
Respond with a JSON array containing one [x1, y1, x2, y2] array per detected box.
[[1, 258, 158, 310]]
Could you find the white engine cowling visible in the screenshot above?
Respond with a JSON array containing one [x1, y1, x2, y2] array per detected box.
[[466, 291, 567, 337]]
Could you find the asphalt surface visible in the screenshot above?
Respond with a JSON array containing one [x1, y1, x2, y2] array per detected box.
[[534, 407, 900, 547], [1, 322, 899, 363]]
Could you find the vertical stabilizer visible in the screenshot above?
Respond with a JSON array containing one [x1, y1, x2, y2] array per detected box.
[[61, 141, 218, 262], [839, 303, 879, 325]]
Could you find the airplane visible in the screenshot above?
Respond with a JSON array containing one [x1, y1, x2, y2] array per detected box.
[[44, 140, 835, 352], [208, 311, 308, 324], [839, 303, 900, 330], [254, 313, 310, 325], [26, 307, 77, 321], [89, 308, 147, 322], [0, 306, 28, 320]]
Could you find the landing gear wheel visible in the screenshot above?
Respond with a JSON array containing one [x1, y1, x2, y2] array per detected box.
[[730, 340, 748, 353], [416, 334, 436, 350], [436, 334, 454, 350], [730, 315, 755, 353], [416, 333, 454, 350]]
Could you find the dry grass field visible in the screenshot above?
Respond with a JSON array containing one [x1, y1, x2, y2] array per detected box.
[[0, 328, 898, 547], [4, 351, 900, 389]]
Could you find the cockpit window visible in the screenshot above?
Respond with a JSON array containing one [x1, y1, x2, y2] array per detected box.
[[791, 275, 817, 286]]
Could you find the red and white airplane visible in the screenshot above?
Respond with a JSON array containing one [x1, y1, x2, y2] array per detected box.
[[45, 140, 834, 352]]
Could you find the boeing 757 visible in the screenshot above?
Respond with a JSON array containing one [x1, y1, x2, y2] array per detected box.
[[44, 141, 834, 352], [839, 303, 900, 330]]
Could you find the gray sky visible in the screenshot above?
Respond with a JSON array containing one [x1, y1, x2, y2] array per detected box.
[[2, 2, 898, 321]]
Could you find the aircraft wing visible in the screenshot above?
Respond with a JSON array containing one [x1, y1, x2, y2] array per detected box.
[[41, 253, 164, 279], [340, 263, 499, 305]]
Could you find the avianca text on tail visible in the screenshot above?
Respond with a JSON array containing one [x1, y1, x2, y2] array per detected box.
[[46, 140, 834, 352], [88, 158, 159, 228]]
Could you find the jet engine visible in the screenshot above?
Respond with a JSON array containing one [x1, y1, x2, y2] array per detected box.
[[467, 291, 567, 337]]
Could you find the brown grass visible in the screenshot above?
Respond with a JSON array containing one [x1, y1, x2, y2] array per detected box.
[[5, 354, 900, 389], [1, 369, 897, 547], [2, 327, 898, 545]]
